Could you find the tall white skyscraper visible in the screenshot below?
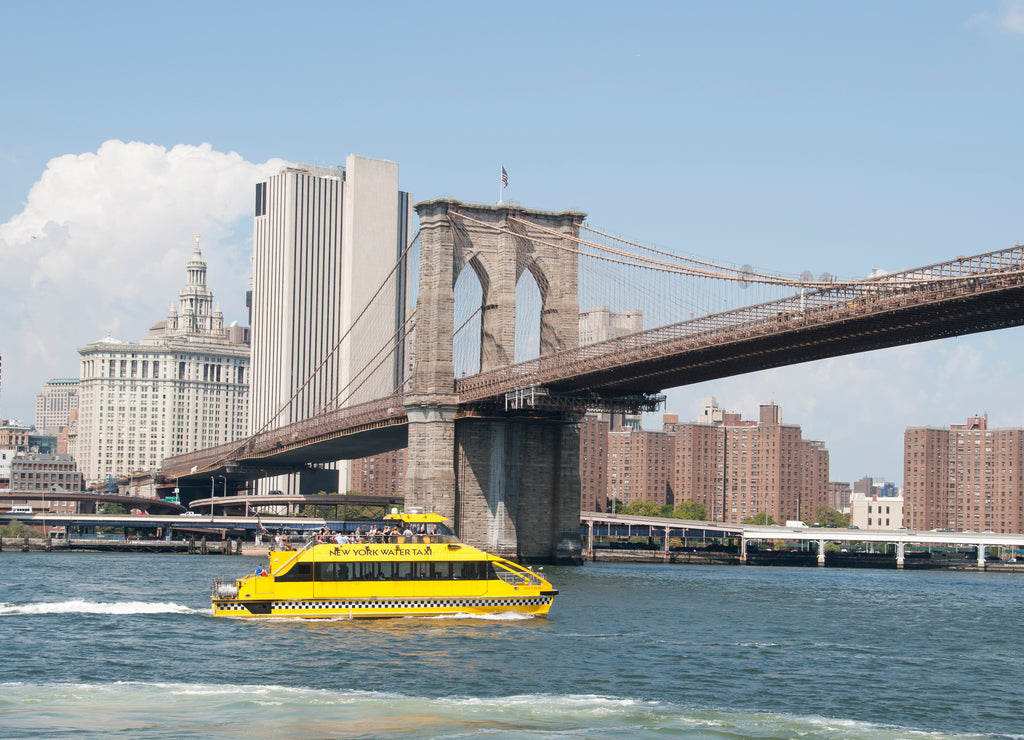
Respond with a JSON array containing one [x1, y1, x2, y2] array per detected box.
[[250, 155, 412, 494], [77, 239, 250, 485]]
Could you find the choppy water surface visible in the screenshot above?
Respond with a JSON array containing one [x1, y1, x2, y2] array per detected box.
[[1, 552, 1022, 739]]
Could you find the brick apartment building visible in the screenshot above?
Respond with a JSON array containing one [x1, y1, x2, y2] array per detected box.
[[348, 449, 407, 496], [607, 425, 674, 510], [343, 396, 829, 525], [904, 414, 1024, 533], [580, 416, 609, 511], [581, 398, 829, 524]]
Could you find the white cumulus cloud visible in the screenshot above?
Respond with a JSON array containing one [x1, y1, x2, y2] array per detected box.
[[1001, 0, 1024, 33], [973, 1, 1024, 34], [0, 140, 286, 422]]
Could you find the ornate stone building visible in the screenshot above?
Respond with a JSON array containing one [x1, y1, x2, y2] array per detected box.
[[76, 239, 250, 485]]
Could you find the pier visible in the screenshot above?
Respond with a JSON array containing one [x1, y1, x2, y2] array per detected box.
[[581, 512, 1024, 570], [0, 534, 245, 555], [5, 509, 1024, 570]]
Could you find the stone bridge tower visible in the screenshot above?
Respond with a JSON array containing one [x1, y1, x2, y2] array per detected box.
[[406, 199, 586, 563]]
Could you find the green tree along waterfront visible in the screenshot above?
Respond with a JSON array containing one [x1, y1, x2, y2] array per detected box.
[[0, 520, 41, 539], [673, 500, 707, 520], [810, 503, 849, 528], [618, 499, 664, 517], [98, 502, 127, 535], [612, 499, 708, 520]]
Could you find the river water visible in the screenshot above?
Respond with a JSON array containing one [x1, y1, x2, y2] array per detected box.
[[1, 552, 1021, 739]]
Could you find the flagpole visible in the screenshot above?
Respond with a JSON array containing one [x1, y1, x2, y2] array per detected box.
[[498, 164, 503, 205]]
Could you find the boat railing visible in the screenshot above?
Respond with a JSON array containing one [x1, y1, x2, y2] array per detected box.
[[493, 569, 543, 587], [312, 534, 460, 545], [271, 538, 317, 574]]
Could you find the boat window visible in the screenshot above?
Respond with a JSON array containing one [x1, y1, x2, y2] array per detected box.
[[394, 561, 430, 580], [275, 562, 313, 582], [452, 561, 490, 580], [304, 560, 495, 581], [315, 562, 349, 581], [348, 562, 394, 581]]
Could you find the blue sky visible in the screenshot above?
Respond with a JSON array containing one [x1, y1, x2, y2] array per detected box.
[[2, 1, 1024, 485]]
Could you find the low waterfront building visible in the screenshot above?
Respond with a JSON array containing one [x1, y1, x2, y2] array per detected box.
[[848, 492, 904, 530], [8, 453, 84, 514], [0, 448, 15, 487], [0, 420, 31, 451]]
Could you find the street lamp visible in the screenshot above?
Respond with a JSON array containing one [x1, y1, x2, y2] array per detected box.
[[218, 475, 227, 513], [210, 476, 215, 520]]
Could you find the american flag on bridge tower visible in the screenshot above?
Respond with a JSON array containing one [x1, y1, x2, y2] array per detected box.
[[501, 166, 508, 188]]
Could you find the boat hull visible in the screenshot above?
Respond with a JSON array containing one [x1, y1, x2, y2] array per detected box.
[[212, 594, 554, 619]]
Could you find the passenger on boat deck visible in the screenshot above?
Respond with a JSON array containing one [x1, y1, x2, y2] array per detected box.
[[354, 526, 365, 542], [254, 564, 268, 576], [402, 525, 414, 539], [334, 532, 348, 545], [367, 524, 380, 542], [273, 532, 283, 549]]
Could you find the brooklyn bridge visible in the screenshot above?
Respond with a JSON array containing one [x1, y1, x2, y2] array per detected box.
[[163, 198, 1024, 563]]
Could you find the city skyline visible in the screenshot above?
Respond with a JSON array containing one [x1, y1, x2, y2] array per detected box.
[[3, 2, 1024, 486]]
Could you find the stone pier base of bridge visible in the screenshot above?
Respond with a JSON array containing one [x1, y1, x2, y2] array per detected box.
[[405, 409, 584, 565]]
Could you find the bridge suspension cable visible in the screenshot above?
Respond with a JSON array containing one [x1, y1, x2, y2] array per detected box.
[[324, 309, 417, 410], [210, 230, 420, 469], [447, 208, 1024, 361], [452, 207, 1024, 289]]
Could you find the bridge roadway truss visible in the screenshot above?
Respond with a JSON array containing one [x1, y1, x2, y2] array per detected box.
[[166, 244, 1024, 474], [162, 212, 1024, 563], [457, 245, 1024, 400]]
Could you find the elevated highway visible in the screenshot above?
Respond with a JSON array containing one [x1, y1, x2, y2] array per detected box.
[[1, 490, 185, 514], [581, 512, 1024, 568], [5, 508, 1022, 569]]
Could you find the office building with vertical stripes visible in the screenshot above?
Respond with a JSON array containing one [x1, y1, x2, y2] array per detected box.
[[249, 156, 412, 494]]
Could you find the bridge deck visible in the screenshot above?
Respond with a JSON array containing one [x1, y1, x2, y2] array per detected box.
[[163, 245, 1024, 482]]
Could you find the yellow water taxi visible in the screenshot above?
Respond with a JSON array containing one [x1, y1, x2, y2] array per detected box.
[[211, 510, 558, 619]]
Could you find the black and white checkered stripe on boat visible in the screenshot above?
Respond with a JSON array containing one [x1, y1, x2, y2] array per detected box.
[[215, 597, 551, 613]]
